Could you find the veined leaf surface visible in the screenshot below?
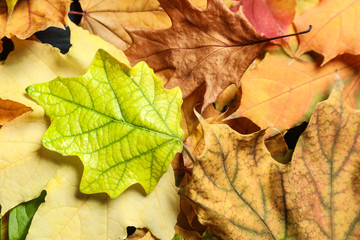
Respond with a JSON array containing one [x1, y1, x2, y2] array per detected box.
[[26, 49, 183, 198], [183, 80, 360, 239]]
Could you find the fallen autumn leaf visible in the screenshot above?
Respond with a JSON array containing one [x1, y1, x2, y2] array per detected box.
[[125, 0, 266, 111], [182, 79, 360, 239]]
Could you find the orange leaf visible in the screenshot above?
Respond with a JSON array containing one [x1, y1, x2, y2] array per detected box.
[[1, 0, 70, 39], [227, 52, 360, 132], [182, 80, 360, 239], [125, 0, 265, 111], [294, 0, 360, 63], [0, 98, 32, 128]]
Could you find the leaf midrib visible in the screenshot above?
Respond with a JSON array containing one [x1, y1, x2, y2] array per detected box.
[[38, 91, 181, 140], [128, 62, 177, 137]]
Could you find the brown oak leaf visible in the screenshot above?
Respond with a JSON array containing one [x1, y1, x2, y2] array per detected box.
[[125, 0, 266, 111]]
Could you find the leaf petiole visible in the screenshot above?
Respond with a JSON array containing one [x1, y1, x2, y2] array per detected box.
[[182, 144, 195, 164], [68, 11, 84, 16], [248, 25, 313, 45]]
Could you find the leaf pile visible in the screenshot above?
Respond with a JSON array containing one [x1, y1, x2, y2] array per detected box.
[[0, 23, 180, 240], [1, 0, 360, 239], [125, 0, 266, 110], [182, 80, 360, 239]]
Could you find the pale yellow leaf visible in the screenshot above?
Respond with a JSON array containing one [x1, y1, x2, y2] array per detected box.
[[0, 21, 179, 240]]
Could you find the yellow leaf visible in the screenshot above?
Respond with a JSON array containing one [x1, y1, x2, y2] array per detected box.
[[0, 22, 179, 240], [183, 80, 360, 239]]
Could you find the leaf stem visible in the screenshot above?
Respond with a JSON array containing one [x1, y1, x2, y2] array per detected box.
[[182, 143, 195, 164], [68, 11, 84, 16], [249, 25, 312, 45]]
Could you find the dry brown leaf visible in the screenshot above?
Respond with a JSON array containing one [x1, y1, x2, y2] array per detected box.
[[294, 0, 360, 63], [0, 97, 31, 128], [125, 0, 265, 111], [182, 80, 360, 239], [180, 85, 207, 140], [178, 173, 198, 225], [175, 225, 202, 240]]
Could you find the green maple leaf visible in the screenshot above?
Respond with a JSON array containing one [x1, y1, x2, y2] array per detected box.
[[26, 49, 183, 198]]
